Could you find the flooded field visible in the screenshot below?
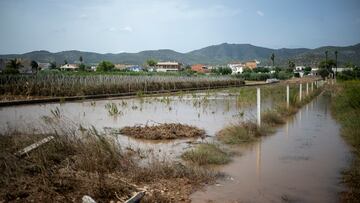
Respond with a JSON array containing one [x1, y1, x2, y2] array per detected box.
[[0, 88, 274, 158], [191, 94, 352, 203], [0, 85, 351, 202]]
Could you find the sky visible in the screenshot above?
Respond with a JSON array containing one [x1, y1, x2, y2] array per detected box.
[[0, 0, 360, 54]]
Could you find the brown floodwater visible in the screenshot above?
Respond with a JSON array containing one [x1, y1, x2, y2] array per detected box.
[[0, 90, 274, 158], [191, 94, 351, 203]]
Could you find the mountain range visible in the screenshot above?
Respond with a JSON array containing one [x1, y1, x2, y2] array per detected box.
[[1, 43, 360, 67]]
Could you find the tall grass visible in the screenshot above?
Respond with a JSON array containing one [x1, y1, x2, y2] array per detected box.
[[329, 80, 360, 201], [0, 121, 220, 202], [181, 143, 231, 165], [0, 74, 243, 97]]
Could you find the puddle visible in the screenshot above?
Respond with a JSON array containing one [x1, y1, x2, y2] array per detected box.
[[191, 94, 352, 203]]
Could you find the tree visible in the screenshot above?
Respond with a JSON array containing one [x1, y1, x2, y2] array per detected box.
[[146, 59, 157, 67], [304, 66, 312, 75], [64, 60, 68, 65], [78, 63, 86, 71], [31, 60, 39, 74], [318, 59, 336, 79], [287, 60, 295, 72], [4, 59, 23, 74], [79, 56, 83, 64], [325, 50, 328, 64], [334, 50, 338, 78], [270, 53, 275, 67], [50, 61, 57, 69], [97, 61, 114, 72]]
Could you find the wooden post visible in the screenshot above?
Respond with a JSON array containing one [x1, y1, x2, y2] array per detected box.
[[286, 85, 290, 108], [299, 83, 302, 101], [257, 88, 261, 126], [15, 136, 54, 157]]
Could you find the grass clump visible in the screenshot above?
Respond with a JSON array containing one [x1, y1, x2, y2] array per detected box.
[[181, 143, 231, 165], [217, 121, 267, 144], [329, 80, 360, 201], [261, 110, 285, 126]]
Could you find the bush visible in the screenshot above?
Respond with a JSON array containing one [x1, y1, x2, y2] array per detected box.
[[97, 61, 114, 72]]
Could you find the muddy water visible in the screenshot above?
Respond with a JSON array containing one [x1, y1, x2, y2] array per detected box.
[[191, 94, 351, 203], [0, 90, 273, 158]]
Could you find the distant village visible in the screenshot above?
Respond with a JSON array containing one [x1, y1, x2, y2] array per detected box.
[[0, 57, 327, 77]]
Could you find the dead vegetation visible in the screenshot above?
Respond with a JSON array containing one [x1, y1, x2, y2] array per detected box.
[[217, 121, 269, 144], [120, 123, 206, 140], [181, 143, 231, 165], [0, 127, 219, 203]]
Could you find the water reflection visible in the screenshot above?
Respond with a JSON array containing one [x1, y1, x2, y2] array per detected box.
[[191, 94, 352, 203]]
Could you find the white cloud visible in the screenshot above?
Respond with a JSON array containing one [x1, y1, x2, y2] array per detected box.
[[108, 27, 117, 32], [79, 14, 88, 19], [256, 10, 264, 17], [121, 26, 133, 32]]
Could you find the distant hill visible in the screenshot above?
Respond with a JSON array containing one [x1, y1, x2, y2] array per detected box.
[[1, 43, 359, 68]]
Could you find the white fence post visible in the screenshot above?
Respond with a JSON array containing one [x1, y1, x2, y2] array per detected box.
[[286, 85, 290, 108], [306, 83, 309, 96], [299, 83, 302, 101], [311, 82, 314, 92], [257, 88, 261, 126]]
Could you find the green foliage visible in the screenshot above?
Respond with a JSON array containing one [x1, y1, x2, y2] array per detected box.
[[31, 60, 39, 73], [253, 67, 270, 73], [304, 66, 312, 75], [270, 53, 275, 66], [330, 81, 360, 201], [78, 63, 86, 71], [146, 59, 157, 67], [50, 61, 57, 69], [3, 59, 22, 74], [97, 61, 114, 72], [273, 71, 293, 80], [212, 67, 232, 75], [287, 60, 295, 73], [337, 66, 360, 80], [236, 72, 271, 81]]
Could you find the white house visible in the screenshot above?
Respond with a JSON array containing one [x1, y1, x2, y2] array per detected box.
[[227, 62, 245, 74], [155, 61, 181, 72], [295, 66, 305, 71], [60, 64, 78, 70]]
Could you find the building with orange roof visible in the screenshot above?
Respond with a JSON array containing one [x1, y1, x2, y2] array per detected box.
[[191, 64, 209, 73]]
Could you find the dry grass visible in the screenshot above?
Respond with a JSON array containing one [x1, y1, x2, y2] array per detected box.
[[181, 143, 231, 165], [0, 74, 244, 98], [120, 123, 206, 140], [217, 121, 269, 144], [261, 110, 285, 126], [0, 126, 218, 202]]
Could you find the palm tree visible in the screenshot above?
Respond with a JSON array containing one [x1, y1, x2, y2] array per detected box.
[[270, 53, 275, 67], [7, 58, 23, 69], [31, 60, 38, 74], [4, 59, 23, 74], [335, 50, 338, 78]]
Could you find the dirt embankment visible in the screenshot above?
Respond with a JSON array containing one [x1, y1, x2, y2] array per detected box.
[[120, 123, 206, 140]]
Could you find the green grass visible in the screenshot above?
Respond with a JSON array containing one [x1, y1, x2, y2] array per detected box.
[[181, 143, 231, 165], [330, 80, 360, 201]]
